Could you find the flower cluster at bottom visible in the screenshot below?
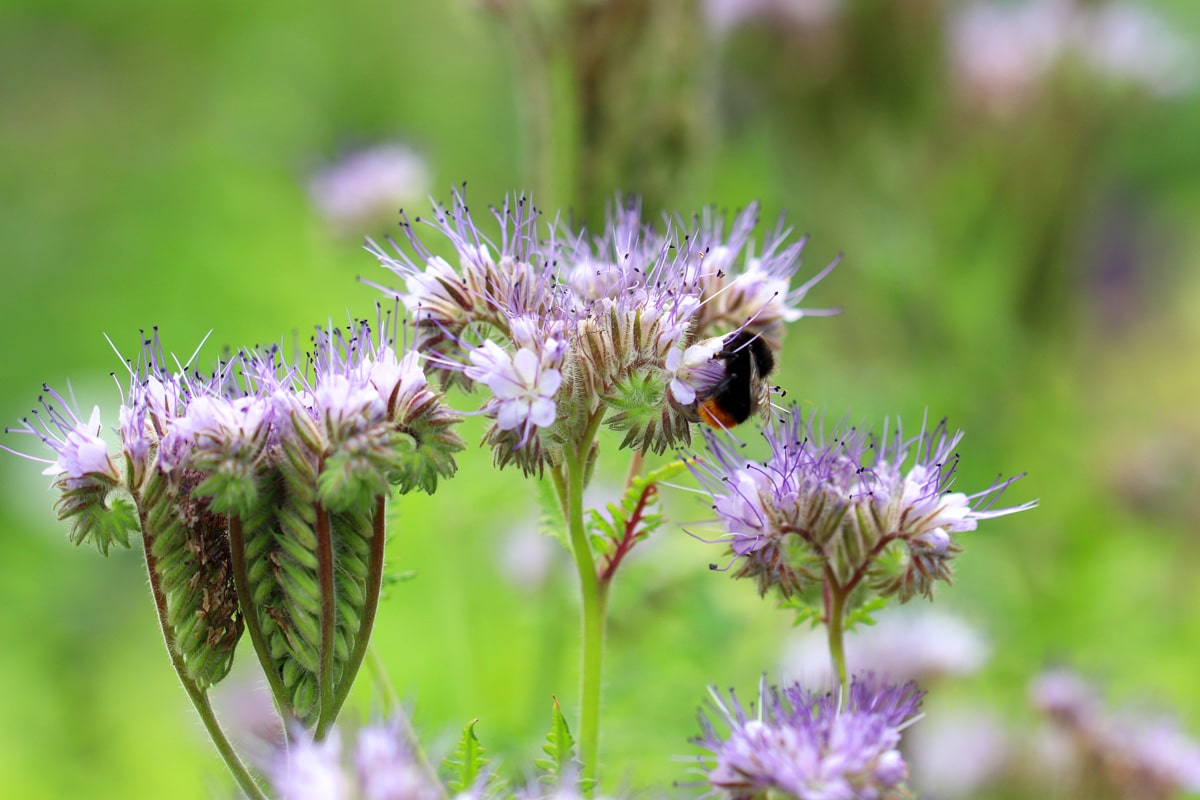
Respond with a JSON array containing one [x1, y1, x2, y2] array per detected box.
[[693, 675, 924, 799], [268, 721, 442, 800]]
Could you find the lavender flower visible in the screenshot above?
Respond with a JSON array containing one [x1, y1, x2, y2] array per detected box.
[[3, 391, 118, 487], [267, 722, 442, 800], [309, 143, 432, 234], [2, 386, 131, 553], [690, 407, 1035, 601], [367, 189, 837, 471], [949, 0, 1198, 115], [1032, 668, 1200, 799], [693, 674, 924, 799], [268, 728, 351, 800], [466, 339, 564, 438], [906, 704, 1010, 799]]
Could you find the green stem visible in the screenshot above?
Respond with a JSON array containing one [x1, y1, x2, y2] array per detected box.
[[228, 514, 292, 719], [328, 496, 388, 721], [142, 541, 269, 800], [560, 411, 607, 786], [622, 449, 644, 491], [366, 642, 401, 714], [314, 503, 337, 738], [824, 568, 849, 704]]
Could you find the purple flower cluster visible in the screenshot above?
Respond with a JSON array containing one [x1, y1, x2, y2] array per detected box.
[[267, 721, 441, 800], [366, 189, 837, 472], [9, 313, 463, 525], [5, 314, 466, 694], [309, 143, 432, 234], [1032, 669, 1200, 799], [690, 408, 1035, 600], [693, 674, 924, 799]]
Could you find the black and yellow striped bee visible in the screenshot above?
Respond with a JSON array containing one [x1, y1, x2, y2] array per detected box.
[[697, 330, 776, 429]]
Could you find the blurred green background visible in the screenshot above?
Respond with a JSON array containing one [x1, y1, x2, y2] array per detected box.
[[3, 0, 1200, 797]]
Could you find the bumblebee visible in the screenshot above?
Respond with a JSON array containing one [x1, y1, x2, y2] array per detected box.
[[697, 330, 776, 429]]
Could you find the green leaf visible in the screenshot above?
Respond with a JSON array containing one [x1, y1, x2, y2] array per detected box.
[[59, 486, 139, 555], [533, 697, 578, 783], [782, 596, 823, 628], [444, 718, 489, 794], [584, 457, 693, 568], [845, 595, 890, 632]]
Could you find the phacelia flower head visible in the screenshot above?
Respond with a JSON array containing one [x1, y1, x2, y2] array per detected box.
[[692, 674, 924, 799], [690, 406, 1036, 601], [4, 316, 465, 704], [367, 188, 837, 473]]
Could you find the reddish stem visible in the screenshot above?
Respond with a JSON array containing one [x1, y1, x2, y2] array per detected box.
[[598, 483, 656, 586]]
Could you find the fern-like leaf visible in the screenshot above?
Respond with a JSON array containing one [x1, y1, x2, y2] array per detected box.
[[444, 718, 490, 794]]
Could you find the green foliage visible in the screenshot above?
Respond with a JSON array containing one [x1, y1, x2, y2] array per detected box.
[[317, 446, 392, 514], [192, 467, 262, 517], [444, 719, 491, 795], [534, 697, 587, 789], [783, 579, 889, 631], [56, 484, 138, 555], [784, 596, 823, 628], [602, 372, 693, 454], [603, 371, 667, 432], [387, 397, 466, 496], [586, 458, 691, 563], [140, 469, 243, 689], [845, 596, 889, 632]]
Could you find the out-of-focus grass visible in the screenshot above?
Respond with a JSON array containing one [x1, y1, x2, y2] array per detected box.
[[3, 1, 1200, 798]]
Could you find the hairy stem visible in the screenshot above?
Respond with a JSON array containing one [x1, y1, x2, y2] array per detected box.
[[143, 540, 269, 800], [560, 410, 607, 786], [824, 567, 850, 704], [622, 449, 644, 491]]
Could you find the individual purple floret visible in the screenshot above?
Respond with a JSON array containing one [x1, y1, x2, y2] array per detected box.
[[693, 674, 924, 799], [2, 388, 118, 487]]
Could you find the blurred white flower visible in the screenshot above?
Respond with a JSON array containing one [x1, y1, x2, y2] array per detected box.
[[908, 703, 1011, 799], [780, 607, 990, 686], [703, 0, 840, 37], [949, 0, 1198, 112], [949, 0, 1076, 111]]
